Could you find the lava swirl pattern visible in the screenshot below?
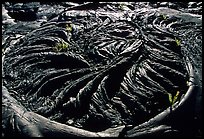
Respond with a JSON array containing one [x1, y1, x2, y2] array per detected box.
[[3, 8, 196, 132]]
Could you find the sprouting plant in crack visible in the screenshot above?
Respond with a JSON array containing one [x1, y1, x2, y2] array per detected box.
[[2, 48, 5, 56], [65, 23, 73, 32], [175, 38, 181, 46], [118, 3, 125, 10], [161, 14, 167, 20], [168, 91, 180, 107], [53, 41, 69, 52], [186, 81, 190, 86]]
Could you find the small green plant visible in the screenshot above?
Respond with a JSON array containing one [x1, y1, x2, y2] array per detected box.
[[53, 41, 69, 52], [65, 23, 73, 32], [168, 91, 180, 106], [2, 48, 4, 54], [186, 81, 189, 86], [162, 14, 167, 20], [175, 38, 181, 46], [118, 3, 125, 10]]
